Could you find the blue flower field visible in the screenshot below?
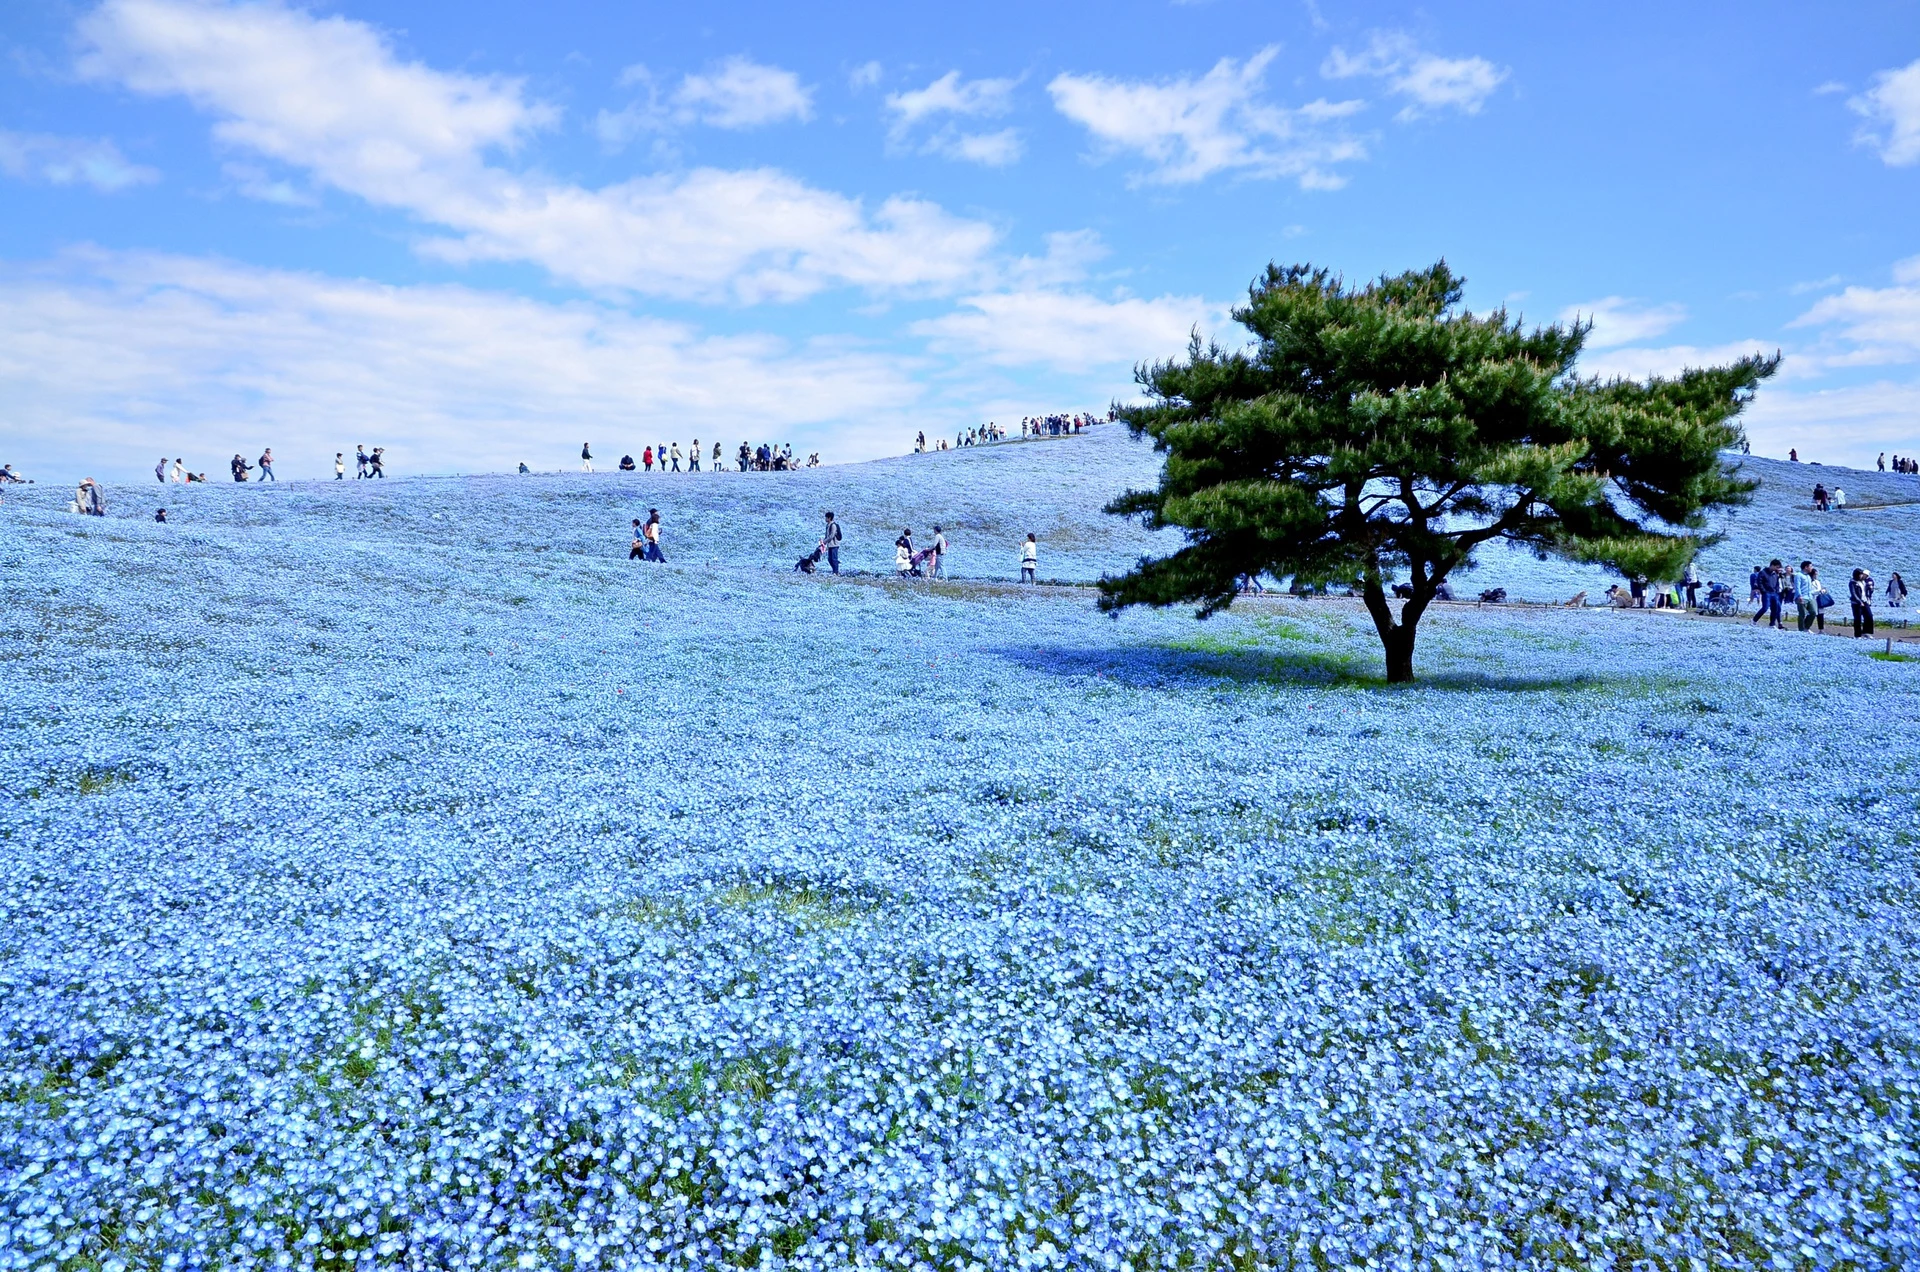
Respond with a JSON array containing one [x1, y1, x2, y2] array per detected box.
[[3, 431, 1918, 1270]]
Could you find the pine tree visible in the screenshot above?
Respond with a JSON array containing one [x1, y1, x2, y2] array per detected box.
[[1100, 262, 1778, 683]]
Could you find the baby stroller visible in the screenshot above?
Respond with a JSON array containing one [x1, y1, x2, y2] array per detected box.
[[1699, 581, 1739, 617]]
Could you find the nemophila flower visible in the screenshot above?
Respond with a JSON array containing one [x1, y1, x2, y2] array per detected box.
[[1, 442, 1918, 1269]]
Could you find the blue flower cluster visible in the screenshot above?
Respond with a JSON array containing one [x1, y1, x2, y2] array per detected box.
[[2, 441, 1917, 1269]]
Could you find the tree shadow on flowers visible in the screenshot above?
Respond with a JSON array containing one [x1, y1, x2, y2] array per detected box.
[[994, 640, 1605, 694]]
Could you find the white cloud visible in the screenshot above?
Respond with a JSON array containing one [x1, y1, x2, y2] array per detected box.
[[939, 128, 1023, 166], [884, 71, 1023, 166], [1849, 57, 1920, 164], [1322, 31, 1505, 120], [0, 249, 923, 478], [886, 70, 1018, 127], [0, 128, 158, 190], [1791, 261, 1920, 367], [1560, 297, 1688, 349], [598, 57, 811, 142], [1048, 46, 1367, 186], [912, 289, 1225, 372], [77, 0, 996, 302], [848, 61, 883, 91], [672, 56, 812, 128], [1742, 378, 1920, 459], [1575, 339, 1777, 383]]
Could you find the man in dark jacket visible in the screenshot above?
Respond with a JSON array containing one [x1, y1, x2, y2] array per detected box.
[[821, 511, 842, 574], [1755, 559, 1783, 629]]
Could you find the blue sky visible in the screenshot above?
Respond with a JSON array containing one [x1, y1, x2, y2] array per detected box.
[[2, 0, 1917, 480]]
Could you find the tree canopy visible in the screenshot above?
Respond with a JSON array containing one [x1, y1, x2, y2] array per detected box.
[[1099, 261, 1778, 682]]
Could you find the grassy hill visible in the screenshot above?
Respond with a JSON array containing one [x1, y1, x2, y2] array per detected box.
[[13, 426, 1918, 602]]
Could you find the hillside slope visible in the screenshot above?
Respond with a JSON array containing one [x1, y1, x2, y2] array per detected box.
[[8, 428, 1917, 599]]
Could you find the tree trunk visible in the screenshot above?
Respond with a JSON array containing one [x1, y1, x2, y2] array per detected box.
[[1360, 562, 1430, 683], [1382, 625, 1417, 684]]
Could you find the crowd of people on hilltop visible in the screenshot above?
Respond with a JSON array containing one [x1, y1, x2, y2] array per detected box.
[[1880, 452, 1919, 474], [583, 441, 817, 473], [912, 412, 1111, 454]]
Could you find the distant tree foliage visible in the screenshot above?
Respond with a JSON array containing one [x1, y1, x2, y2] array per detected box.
[[1100, 262, 1778, 682]]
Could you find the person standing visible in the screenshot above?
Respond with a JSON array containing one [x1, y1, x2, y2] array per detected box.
[[171, 458, 185, 484], [931, 524, 948, 579], [1888, 572, 1908, 608], [1833, 487, 1847, 511], [231, 453, 251, 482], [689, 438, 701, 473], [1850, 568, 1876, 638], [1756, 559, 1783, 628], [821, 511, 842, 574], [642, 509, 665, 562], [738, 442, 751, 471], [1794, 561, 1818, 632], [257, 448, 275, 482], [1021, 533, 1037, 583], [712, 441, 722, 471], [581, 443, 594, 473], [155, 457, 168, 482], [643, 446, 653, 472], [1681, 559, 1700, 610], [334, 452, 345, 480], [1879, 453, 1887, 471], [356, 446, 369, 478]]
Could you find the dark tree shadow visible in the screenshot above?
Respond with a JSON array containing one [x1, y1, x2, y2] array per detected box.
[[992, 643, 1606, 693]]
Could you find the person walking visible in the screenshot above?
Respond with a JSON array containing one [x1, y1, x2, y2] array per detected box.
[[334, 452, 345, 480], [1888, 572, 1908, 608], [1833, 487, 1847, 512], [821, 511, 842, 574], [712, 441, 723, 471], [670, 443, 682, 473], [1681, 559, 1700, 610], [356, 446, 369, 478], [642, 509, 665, 562], [1756, 559, 1783, 628], [931, 525, 948, 579], [1879, 452, 1886, 472], [581, 443, 594, 473], [1850, 568, 1876, 638], [1749, 563, 1766, 621], [689, 439, 701, 473], [231, 453, 252, 482], [1794, 561, 1820, 632], [629, 519, 646, 560], [171, 458, 185, 484], [154, 457, 168, 482], [1021, 533, 1037, 583], [369, 448, 386, 478], [257, 448, 275, 482]]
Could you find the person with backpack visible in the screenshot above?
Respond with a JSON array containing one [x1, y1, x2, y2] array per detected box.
[[257, 448, 275, 482], [1020, 533, 1037, 583], [816, 511, 843, 574]]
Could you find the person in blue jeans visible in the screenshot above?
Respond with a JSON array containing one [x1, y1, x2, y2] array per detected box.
[[257, 448, 275, 481], [821, 511, 842, 574], [1755, 559, 1783, 628]]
